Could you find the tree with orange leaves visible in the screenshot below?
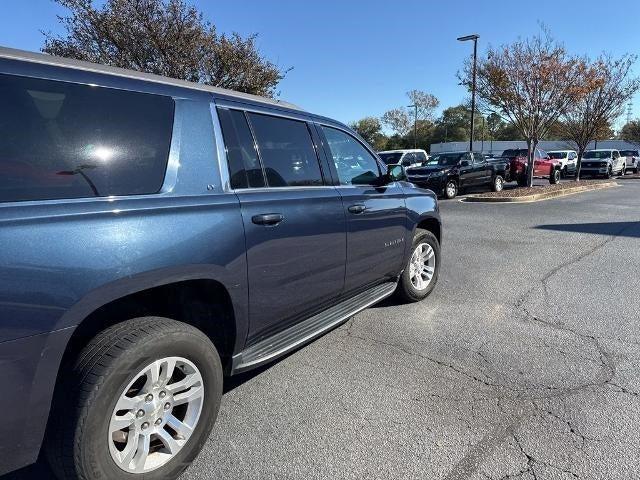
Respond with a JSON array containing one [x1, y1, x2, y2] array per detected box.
[[561, 54, 640, 180], [464, 31, 588, 187]]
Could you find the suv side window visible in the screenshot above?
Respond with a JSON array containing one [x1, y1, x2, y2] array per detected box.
[[473, 152, 485, 163], [0, 73, 174, 203], [247, 113, 323, 187], [320, 126, 381, 185], [217, 108, 265, 189], [414, 152, 427, 164]]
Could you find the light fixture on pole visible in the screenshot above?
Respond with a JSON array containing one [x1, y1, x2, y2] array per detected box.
[[407, 104, 418, 149], [457, 34, 479, 153]]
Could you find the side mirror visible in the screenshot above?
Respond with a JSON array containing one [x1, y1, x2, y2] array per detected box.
[[386, 164, 407, 183], [460, 160, 470, 167]]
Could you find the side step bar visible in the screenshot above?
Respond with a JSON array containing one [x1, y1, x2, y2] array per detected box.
[[231, 281, 398, 374]]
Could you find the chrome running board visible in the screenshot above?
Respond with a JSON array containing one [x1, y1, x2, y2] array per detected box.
[[231, 282, 397, 374]]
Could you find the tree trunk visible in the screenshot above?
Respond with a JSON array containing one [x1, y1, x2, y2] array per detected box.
[[575, 148, 585, 182], [526, 139, 537, 187]]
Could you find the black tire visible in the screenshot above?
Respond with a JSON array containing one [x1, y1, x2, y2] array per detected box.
[[443, 179, 458, 199], [46, 317, 223, 480], [491, 174, 505, 192], [549, 168, 560, 184], [396, 229, 440, 303], [619, 167, 625, 177], [606, 166, 612, 179]]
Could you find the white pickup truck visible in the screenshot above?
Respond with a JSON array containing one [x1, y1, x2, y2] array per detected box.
[[547, 150, 578, 177]]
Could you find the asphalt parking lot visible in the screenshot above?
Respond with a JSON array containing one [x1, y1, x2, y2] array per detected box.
[[7, 181, 640, 480]]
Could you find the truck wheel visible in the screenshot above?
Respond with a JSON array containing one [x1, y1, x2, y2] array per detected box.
[[444, 180, 458, 199], [396, 229, 440, 303], [46, 317, 222, 480], [549, 169, 560, 184], [517, 176, 527, 187], [491, 175, 504, 192], [606, 166, 612, 179]]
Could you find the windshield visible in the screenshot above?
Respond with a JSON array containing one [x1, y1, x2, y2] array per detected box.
[[501, 149, 528, 158], [583, 151, 612, 159], [378, 152, 404, 165], [619, 150, 639, 156], [548, 152, 568, 159], [426, 153, 464, 166]]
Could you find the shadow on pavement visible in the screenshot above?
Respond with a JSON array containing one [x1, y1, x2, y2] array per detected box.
[[534, 221, 640, 238]]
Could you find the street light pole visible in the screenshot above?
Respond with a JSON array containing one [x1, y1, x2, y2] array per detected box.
[[408, 104, 417, 149], [457, 34, 479, 153]]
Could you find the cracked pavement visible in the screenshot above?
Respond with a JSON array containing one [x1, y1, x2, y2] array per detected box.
[[6, 182, 639, 480]]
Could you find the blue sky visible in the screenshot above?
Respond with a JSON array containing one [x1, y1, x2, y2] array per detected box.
[[2, 0, 640, 129]]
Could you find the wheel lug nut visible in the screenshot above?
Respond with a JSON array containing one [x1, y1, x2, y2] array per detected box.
[[155, 418, 162, 426], [145, 394, 153, 402], [136, 409, 145, 418], [141, 422, 149, 430], [159, 391, 166, 399], [164, 402, 171, 411]]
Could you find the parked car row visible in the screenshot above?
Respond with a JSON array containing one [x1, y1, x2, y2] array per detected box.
[[387, 147, 636, 199]]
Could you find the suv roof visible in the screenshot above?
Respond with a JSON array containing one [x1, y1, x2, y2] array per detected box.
[[0, 45, 302, 112]]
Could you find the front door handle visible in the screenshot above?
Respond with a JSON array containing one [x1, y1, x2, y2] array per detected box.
[[252, 213, 284, 226], [348, 204, 367, 214]]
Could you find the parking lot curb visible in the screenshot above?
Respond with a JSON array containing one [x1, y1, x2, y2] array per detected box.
[[462, 182, 618, 203]]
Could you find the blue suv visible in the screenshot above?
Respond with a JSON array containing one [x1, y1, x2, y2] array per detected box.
[[0, 46, 442, 480]]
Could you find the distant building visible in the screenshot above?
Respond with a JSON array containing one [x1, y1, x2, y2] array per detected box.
[[430, 140, 639, 155]]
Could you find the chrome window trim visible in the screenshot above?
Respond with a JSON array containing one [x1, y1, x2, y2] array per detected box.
[[210, 103, 232, 192], [159, 99, 183, 193]]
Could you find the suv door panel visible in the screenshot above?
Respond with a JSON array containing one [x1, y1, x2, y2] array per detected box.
[[318, 124, 407, 293], [216, 106, 347, 343], [237, 188, 346, 341]]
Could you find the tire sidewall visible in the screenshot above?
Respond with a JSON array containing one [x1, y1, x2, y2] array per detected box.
[[76, 326, 222, 480], [399, 230, 440, 302]]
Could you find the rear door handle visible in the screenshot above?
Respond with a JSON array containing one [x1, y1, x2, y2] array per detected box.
[[348, 204, 366, 214], [252, 213, 284, 226]]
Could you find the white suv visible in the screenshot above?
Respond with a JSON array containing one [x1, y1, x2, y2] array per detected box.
[[547, 150, 578, 177], [378, 149, 429, 168], [619, 149, 640, 174]]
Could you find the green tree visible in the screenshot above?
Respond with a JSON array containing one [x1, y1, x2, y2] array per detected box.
[[42, 0, 286, 97], [349, 117, 384, 147], [619, 119, 640, 142]]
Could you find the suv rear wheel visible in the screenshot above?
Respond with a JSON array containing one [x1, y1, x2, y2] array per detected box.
[[46, 317, 222, 480], [396, 229, 440, 302]]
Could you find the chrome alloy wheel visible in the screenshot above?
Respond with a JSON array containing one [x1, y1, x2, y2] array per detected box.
[[108, 357, 204, 473], [408, 242, 436, 291]]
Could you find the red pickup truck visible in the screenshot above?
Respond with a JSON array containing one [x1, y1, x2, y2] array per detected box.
[[498, 148, 562, 185]]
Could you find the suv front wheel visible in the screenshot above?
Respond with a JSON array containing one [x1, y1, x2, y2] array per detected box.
[[46, 317, 222, 480], [396, 229, 440, 302]]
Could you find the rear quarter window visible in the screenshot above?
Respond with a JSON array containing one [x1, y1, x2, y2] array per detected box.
[[0, 73, 174, 202]]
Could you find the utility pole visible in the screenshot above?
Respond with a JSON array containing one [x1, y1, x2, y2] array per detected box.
[[457, 34, 479, 152], [408, 104, 418, 149]]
